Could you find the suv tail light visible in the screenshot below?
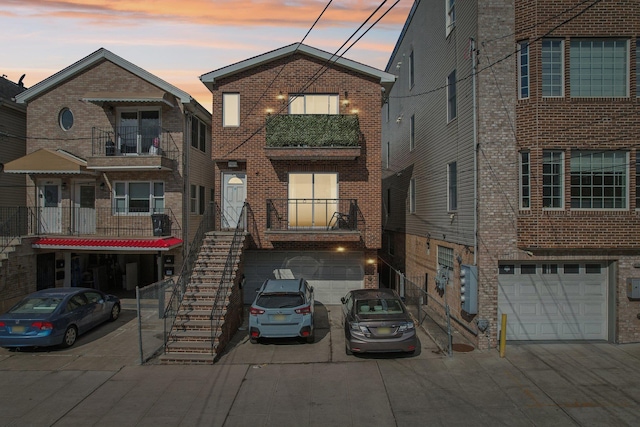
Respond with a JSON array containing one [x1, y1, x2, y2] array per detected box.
[[250, 307, 265, 316], [0, 321, 5, 327], [295, 305, 311, 315]]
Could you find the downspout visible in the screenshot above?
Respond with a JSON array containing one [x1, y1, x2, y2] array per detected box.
[[471, 38, 478, 266]]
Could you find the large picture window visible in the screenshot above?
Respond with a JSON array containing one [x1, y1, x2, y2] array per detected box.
[[191, 117, 207, 152], [113, 181, 164, 214], [542, 39, 564, 97], [543, 151, 564, 209], [571, 151, 627, 209], [570, 39, 628, 97], [289, 94, 338, 114], [288, 173, 338, 228]]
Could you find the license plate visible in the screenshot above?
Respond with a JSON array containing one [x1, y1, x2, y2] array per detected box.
[[11, 326, 26, 334], [376, 327, 391, 335], [273, 314, 287, 322]]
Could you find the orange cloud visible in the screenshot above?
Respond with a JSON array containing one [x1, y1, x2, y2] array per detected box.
[[5, 0, 410, 28]]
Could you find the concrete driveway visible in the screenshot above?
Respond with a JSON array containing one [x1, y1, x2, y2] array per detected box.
[[2, 300, 640, 426]]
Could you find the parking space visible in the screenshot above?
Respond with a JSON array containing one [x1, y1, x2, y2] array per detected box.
[[216, 303, 442, 365]]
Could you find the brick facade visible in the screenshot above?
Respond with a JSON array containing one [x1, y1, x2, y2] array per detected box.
[[208, 50, 387, 289]]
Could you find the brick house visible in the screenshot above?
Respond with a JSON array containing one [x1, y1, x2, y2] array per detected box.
[[382, 0, 640, 349], [1, 48, 212, 309], [200, 43, 396, 304]]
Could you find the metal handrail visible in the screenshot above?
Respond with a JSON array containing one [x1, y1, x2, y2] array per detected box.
[[91, 126, 180, 162], [0, 207, 32, 257], [266, 198, 361, 231], [162, 202, 221, 351], [209, 202, 248, 355]]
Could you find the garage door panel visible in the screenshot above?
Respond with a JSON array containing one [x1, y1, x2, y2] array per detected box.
[[243, 251, 364, 305], [519, 303, 537, 315], [498, 262, 607, 340]]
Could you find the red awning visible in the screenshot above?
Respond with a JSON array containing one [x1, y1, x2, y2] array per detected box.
[[32, 237, 183, 251]]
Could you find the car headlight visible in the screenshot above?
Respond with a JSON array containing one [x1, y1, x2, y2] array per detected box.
[[398, 322, 415, 332]]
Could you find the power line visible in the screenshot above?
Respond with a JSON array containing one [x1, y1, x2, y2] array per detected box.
[[223, 0, 400, 157]]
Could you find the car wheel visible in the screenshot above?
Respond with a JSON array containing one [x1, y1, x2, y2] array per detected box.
[[61, 326, 78, 348], [345, 345, 353, 355], [109, 303, 121, 321]]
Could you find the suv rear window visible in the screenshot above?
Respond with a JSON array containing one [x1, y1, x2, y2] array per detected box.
[[257, 293, 304, 308]]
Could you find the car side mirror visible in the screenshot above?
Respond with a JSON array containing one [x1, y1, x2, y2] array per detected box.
[[309, 286, 314, 292], [340, 297, 346, 304]]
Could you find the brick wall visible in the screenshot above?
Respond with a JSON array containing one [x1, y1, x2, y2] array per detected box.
[[210, 53, 383, 252]]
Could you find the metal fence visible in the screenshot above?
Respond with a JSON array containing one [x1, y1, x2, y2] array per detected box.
[[135, 279, 175, 364], [387, 269, 454, 357]]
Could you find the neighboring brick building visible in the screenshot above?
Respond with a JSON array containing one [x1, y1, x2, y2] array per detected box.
[[200, 43, 396, 304], [1, 48, 212, 307], [382, 0, 640, 349]]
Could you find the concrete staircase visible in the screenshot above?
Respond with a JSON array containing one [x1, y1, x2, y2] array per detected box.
[[159, 231, 246, 364]]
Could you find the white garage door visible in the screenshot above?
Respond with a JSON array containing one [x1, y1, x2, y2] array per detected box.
[[243, 251, 364, 305], [498, 262, 608, 340]]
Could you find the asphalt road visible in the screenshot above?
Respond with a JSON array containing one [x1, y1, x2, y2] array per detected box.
[[1, 302, 639, 426]]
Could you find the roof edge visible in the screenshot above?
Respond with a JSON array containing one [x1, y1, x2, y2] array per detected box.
[[14, 48, 194, 105]]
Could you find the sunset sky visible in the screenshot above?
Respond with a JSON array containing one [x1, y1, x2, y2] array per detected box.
[[1, 0, 410, 111]]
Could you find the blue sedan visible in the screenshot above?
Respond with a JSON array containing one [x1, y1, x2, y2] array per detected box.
[[0, 287, 121, 349]]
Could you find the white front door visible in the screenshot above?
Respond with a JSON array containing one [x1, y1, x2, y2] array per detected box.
[[222, 173, 246, 229], [38, 183, 61, 233], [74, 183, 96, 234]]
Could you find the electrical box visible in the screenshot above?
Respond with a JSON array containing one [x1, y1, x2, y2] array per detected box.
[[460, 264, 478, 314], [627, 279, 640, 299]]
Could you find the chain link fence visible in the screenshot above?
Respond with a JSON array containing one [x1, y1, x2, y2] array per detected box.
[[135, 279, 174, 364]]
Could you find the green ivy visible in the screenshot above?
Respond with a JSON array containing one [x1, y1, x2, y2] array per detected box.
[[266, 114, 360, 147]]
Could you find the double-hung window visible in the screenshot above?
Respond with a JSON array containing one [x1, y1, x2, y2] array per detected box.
[[542, 39, 564, 97], [448, 161, 457, 211], [543, 151, 564, 209], [223, 93, 240, 127], [409, 178, 416, 214], [570, 39, 628, 97], [113, 181, 164, 214], [409, 50, 415, 89], [191, 117, 208, 152], [447, 70, 457, 121], [446, 0, 455, 36], [289, 94, 338, 114], [518, 41, 530, 99], [571, 151, 627, 209], [635, 155, 640, 208], [637, 39, 640, 97], [520, 151, 531, 209], [409, 114, 415, 151], [190, 185, 197, 214]]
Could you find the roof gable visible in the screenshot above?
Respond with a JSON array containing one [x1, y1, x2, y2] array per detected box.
[[200, 43, 396, 93], [14, 48, 193, 105]]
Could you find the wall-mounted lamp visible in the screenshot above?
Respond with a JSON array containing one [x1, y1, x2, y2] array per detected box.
[[277, 91, 285, 101], [366, 258, 376, 265], [342, 91, 350, 106], [266, 108, 274, 114], [350, 109, 359, 114], [61, 182, 67, 191], [396, 114, 403, 123], [100, 182, 106, 191], [336, 246, 345, 252]]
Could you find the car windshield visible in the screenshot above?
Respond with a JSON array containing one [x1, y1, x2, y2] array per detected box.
[[257, 293, 304, 309], [356, 298, 404, 315], [9, 297, 63, 314]]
